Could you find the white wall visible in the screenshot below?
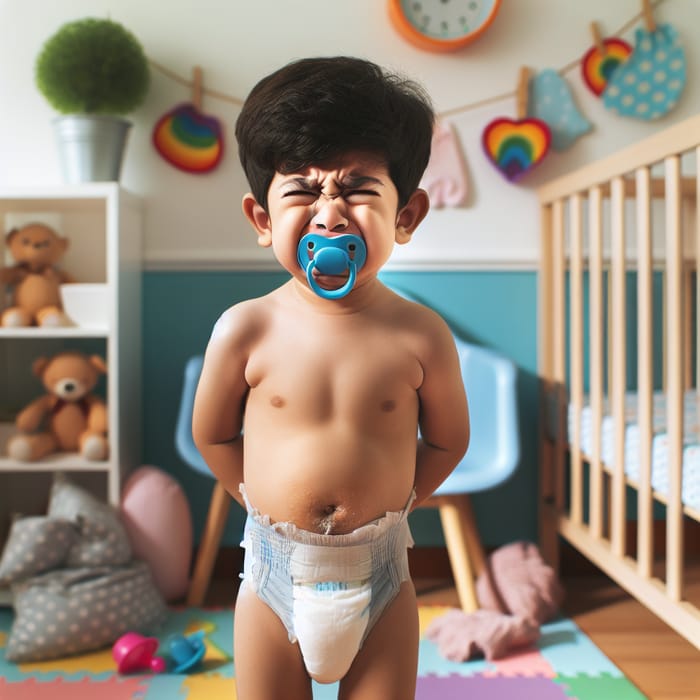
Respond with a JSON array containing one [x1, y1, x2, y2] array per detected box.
[[1, 0, 698, 270]]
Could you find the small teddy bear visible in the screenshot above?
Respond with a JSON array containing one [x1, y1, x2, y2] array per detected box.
[[7, 351, 109, 462], [0, 222, 73, 327]]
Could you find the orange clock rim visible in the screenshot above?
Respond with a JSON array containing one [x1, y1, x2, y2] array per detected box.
[[388, 0, 502, 52]]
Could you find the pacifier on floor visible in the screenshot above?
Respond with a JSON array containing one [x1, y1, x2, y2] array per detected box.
[[112, 632, 166, 674], [297, 233, 367, 300], [167, 629, 207, 673], [112, 629, 206, 675]]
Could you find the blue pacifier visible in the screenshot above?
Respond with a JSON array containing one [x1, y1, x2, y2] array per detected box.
[[167, 630, 206, 673], [297, 233, 367, 300]]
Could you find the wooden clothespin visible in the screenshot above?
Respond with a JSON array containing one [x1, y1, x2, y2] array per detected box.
[[590, 21, 606, 55], [192, 66, 203, 111], [641, 0, 656, 32], [516, 66, 530, 120]]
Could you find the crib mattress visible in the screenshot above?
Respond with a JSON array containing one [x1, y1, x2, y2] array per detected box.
[[568, 391, 700, 513]]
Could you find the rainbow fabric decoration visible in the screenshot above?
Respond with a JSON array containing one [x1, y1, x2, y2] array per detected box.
[[153, 103, 223, 173], [581, 38, 632, 96], [481, 117, 551, 182]]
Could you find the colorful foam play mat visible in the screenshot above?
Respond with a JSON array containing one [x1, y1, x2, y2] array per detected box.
[[0, 605, 646, 699]]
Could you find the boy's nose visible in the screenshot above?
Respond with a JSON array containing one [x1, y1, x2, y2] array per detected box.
[[310, 196, 348, 233]]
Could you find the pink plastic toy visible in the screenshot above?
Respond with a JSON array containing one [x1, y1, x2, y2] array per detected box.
[[112, 632, 166, 674]]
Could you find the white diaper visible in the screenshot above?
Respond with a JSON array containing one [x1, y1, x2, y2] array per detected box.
[[240, 485, 415, 684], [292, 579, 371, 682]]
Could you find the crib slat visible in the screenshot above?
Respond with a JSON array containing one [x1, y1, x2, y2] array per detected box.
[[539, 203, 559, 567], [636, 166, 654, 579], [539, 204, 554, 502], [610, 176, 626, 558], [552, 199, 567, 510], [570, 194, 584, 525], [665, 155, 684, 602], [588, 186, 604, 539], [683, 262, 693, 389], [697, 147, 700, 424]]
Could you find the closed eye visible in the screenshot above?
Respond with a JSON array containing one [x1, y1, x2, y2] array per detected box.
[[282, 190, 317, 198], [345, 189, 380, 199]]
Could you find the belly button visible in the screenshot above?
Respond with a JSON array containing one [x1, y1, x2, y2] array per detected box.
[[381, 399, 396, 412], [319, 504, 338, 535], [270, 395, 285, 408]]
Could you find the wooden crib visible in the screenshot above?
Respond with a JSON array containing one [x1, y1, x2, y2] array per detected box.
[[538, 113, 700, 649]]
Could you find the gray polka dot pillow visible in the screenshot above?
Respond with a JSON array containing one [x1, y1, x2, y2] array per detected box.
[[0, 517, 77, 585], [48, 475, 132, 567], [5, 560, 168, 662]]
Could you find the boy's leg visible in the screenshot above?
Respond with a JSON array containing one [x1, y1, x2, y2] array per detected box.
[[234, 582, 313, 700], [338, 581, 419, 700]]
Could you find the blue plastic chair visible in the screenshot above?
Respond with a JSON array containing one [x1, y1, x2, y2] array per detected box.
[[175, 292, 519, 610], [392, 287, 520, 611], [175, 354, 234, 606]]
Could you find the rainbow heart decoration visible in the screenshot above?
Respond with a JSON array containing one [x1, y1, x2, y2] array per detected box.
[[153, 103, 224, 173], [481, 117, 551, 182], [581, 38, 632, 96]]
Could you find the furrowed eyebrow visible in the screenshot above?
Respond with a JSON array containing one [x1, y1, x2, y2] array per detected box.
[[279, 177, 320, 191], [340, 175, 384, 189], [278, 174, 385, 191]]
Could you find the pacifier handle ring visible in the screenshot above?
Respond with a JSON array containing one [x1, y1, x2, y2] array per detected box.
[[306, 260, 357, 300]]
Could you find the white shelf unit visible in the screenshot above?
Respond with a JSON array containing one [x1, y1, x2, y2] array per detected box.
[[0, 183, 142, 507]]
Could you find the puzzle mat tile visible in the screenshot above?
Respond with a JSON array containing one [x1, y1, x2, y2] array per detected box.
[[0, 606, 647, 699]]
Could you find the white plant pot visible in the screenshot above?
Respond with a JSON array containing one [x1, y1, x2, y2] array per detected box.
[[53, 115, 131, 183]]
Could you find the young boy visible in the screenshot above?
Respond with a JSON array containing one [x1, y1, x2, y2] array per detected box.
[[193, 56, 469, 699]]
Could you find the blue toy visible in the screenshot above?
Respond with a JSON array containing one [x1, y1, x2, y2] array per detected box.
[[167, 630, 206, 673], [296, 233, 366, 300]]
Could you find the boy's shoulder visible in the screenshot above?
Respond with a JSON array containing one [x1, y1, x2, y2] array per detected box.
[[381, 287, 450, 330], [208, 291, 277, 348], [220, 293, 271, 323], [377, 288, 455, 354]]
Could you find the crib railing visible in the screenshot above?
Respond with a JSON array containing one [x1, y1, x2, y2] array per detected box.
[[538, 113, 700, 648]]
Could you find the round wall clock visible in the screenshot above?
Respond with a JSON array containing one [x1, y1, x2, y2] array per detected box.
[[388, 0, 502, 53]]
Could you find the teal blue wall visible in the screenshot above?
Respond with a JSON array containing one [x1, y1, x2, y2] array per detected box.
[[142, 270, 539, 548]]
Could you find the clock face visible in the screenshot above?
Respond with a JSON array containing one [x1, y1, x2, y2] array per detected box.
[[401, 0, 489, 40], [389, 0, 501, 51]]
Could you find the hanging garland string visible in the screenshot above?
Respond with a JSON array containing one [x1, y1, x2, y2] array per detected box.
[[148, 0, 668, 118], [148, 59, 245, 106]]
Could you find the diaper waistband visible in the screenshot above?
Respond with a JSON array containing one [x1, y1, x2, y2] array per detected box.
[[239, 483, 415, 547], [240, 484, 415, 585]]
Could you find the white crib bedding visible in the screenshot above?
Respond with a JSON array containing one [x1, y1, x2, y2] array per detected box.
[[567, 390, 700, 513]]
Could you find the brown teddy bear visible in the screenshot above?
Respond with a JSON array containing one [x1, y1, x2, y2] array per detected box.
[[7, 351, 109, 462], [0, 223, 73, 327]]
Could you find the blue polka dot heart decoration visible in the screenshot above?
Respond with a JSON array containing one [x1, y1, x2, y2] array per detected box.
[[603, 24, 686, 121]]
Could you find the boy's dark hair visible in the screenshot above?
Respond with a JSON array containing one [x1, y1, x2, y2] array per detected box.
[[235, 56, 435, 209]]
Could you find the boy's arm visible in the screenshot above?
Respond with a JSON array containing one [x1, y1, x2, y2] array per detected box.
[[412, 313, 470, 507], [192, 307, 253, 509]]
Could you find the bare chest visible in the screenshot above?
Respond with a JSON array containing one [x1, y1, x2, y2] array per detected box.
[[244, 326, 422, 420]]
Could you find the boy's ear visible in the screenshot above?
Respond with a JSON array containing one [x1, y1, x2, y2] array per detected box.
[[395, 189, 430, 245], [242, 193, 272, 247]]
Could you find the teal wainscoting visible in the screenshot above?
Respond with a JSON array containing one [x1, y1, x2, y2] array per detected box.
[[142, 270, 539, 549]]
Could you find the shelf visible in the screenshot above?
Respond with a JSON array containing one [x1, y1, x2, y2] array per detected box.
[[0, 422, 110, 473], [0, 327, 108, 339], [0, 182, 139, 213], [0, 185, 142, 508]]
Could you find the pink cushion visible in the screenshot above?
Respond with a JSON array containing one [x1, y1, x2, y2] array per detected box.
[[476, 541, 563, 624], [120, 466, 193, 602]]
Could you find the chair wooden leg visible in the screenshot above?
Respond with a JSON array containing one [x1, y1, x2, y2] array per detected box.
[[186, 481, 231, 606], [460, 495, 486, 577], [437, 494, 483, 612]]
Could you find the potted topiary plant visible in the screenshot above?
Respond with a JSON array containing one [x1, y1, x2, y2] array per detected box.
[[35, 17, 150, 183]]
